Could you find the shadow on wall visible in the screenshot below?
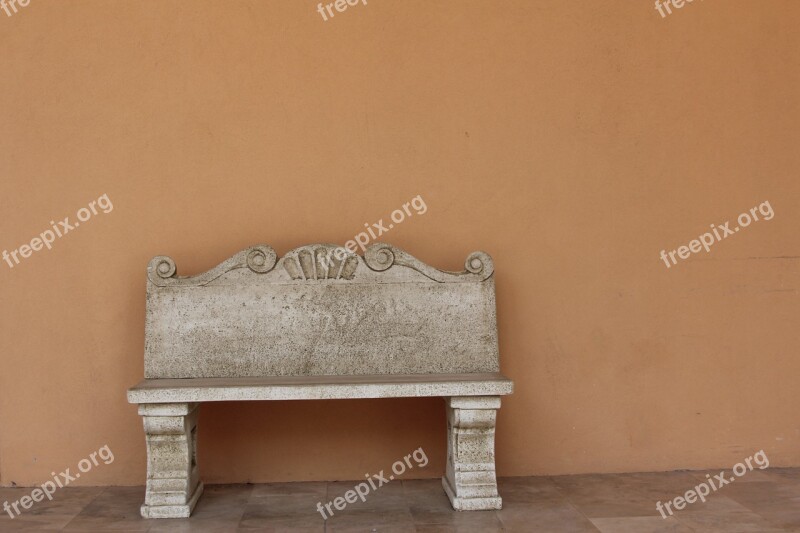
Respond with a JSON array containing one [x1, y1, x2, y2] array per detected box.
[[197, 398, 446, 483]]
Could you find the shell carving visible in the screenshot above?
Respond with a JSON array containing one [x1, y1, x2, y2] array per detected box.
[[283, 246, 358, 281]]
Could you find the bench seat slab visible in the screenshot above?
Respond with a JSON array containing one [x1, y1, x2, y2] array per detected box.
[[127, 373, 513, 404]]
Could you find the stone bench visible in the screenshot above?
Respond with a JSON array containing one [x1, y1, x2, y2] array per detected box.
[[127, 243, 513, 518]]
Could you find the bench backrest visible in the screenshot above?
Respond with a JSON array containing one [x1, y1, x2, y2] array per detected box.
[[144, 243, 499, 379]]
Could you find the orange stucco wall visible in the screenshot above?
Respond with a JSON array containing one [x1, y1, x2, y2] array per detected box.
[[1, 0, 798, 486]]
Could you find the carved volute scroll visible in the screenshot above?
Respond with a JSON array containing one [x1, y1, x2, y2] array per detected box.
[[363, 243, 494, 282], [147, 243, 494, 287], [147, 245, 277, 287]]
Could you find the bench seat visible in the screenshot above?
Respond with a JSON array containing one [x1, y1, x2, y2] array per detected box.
[[128, 372, 513, 403]]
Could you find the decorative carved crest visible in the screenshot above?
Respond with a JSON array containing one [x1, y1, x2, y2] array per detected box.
[[148, 245, 278, 287], [147, 243, 494, 287]]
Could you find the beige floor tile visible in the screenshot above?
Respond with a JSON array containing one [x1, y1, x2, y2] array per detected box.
[[2, 469, 800, 531], [590, 516, 692, 532], [326, 478, 407, 512], [238, 502, 326, 530], [499, 476, 567, 504], [497, 501, 598, 532], [325, 507, 416, 530], [61, 487, 149, 531], [410, 504, 503, 528], [760, 467, 800, 484], [553, 471, 706, 519], [0, 512, 78, 531], [413, 525, 504, 533], [250, 481, 327, 500], [674, 507, 785, 532]]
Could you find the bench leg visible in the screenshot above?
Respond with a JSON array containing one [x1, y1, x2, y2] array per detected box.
[[138, 403, 203, 518], [441, 396, 502, 511]]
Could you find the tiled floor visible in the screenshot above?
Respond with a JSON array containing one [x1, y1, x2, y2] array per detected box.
[[1, 468, 799, 531]]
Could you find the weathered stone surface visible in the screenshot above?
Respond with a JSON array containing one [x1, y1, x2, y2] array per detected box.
[[139, 403, 203, 518], [442, 396, 503, 511], [144, 243, 499, 379], [128, 244, 513, 518]]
